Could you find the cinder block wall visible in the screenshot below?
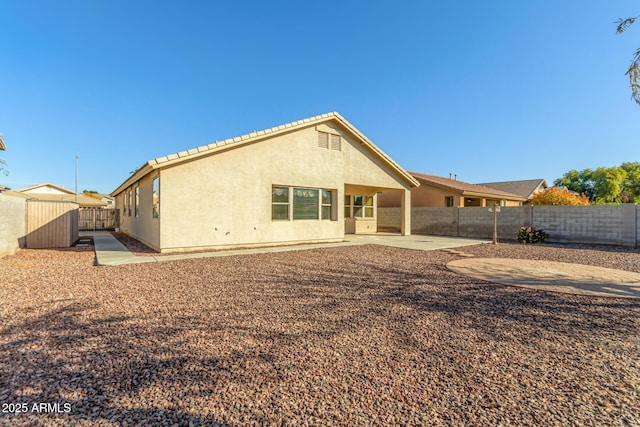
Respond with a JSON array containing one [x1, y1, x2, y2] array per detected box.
[[532, 205, 622, 245], [377, 207, 401, 231], [413, 207, 458, 235], [377, 205, 639, 247], [0, 193, 27, 257], [636, 205, 640, 247]]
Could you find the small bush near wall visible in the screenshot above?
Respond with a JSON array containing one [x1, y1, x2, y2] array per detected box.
[[517, 226, 549, 244]]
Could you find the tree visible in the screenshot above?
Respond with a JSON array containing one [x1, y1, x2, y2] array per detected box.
[[530, 187, 590, 206], [592, 167, 627, 203], [615, 16, 640, 105], [620, 161, 640, 202], [553, 169, 595, 200], [555, 164, 640, 203]]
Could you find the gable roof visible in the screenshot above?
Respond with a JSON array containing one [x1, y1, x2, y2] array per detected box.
[[18, 183, 75, 195], [410, 172, 527, 201], [477, 179, 548, 200], [111, 112, 419, 196]]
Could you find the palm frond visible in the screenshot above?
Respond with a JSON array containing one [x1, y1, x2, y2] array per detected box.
[[615, 16, 637, 34], [627, 62, 640, 105]]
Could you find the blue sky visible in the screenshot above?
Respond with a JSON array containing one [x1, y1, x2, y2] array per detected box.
[[1, 0, 638, 194]]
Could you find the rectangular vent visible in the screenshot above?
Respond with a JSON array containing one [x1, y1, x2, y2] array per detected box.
[[330, 134, 341, 151], [318, 131, 329, 149]]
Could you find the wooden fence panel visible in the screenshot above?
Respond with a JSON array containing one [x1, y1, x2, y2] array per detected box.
[[26, 200, 79, 248]]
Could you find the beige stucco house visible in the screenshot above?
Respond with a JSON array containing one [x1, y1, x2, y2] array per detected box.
[[9, 183, 107, 208], [378, 172, 526, 208], [110, 112, 419, 253]]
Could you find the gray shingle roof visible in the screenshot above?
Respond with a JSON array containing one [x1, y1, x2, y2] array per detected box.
[[477, 179, 548, 200]]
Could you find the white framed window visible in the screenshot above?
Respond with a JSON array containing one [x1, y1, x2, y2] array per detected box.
[[272, 187, 289, 220], [127, 189, 132, 216], [344, 195, 352, 218], [152, 177, 160, 219], [445, 196, 454, 207], [351, 194, 374, 218], [321, 190, 332, 220], [273, 186, 335, 221], [363, 195, 373, 217], [293, 188, 319, 220], [134, 186, 140, 217]]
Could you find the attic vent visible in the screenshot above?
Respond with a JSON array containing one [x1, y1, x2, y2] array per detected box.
[[318, 131, 341, 151], [330, 134, 341, 151], [318, 131, 329, 149]]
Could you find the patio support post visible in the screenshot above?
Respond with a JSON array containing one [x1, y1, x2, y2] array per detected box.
[[400, 188, 411, 236]]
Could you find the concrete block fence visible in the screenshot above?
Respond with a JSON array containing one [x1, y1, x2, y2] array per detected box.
[[378, 205, 639, 247], [0, 193, 27, 257]]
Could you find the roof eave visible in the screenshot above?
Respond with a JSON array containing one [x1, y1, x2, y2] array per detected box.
[[110, 163, 155, 197], [461, 190, 526, 201], [331, 113, 419, 188]]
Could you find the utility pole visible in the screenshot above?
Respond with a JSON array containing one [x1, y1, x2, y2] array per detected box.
[[75, 155, 79, 204]]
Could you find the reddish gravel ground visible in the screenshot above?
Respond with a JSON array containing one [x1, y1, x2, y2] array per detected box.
[[0, 241, 639, 426]]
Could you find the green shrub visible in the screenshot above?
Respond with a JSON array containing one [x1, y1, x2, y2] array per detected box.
[[517, 226, 549, 244]]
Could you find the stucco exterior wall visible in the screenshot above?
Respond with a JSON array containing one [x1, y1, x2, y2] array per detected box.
[[0, 193, 26, 257], [117, 121, 412, 252], [411, 186, 462, 207], [117, 173, 160, 250]]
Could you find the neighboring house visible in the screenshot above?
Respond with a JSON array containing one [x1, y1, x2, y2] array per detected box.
[[9, 183, 107, 208], [110, 112, 419, 253], [85, 193, 115, 208], [378, 172, 526, 208], [477, 179, 548, 204]]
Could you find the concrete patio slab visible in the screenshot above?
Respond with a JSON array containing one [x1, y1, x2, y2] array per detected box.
[[82, 231, 490, 266], [344, 233, 490, 251], [447, 258, 640, 299]]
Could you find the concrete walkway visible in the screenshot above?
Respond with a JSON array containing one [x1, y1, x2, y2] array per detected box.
[[447, 258, 640, 299], [82, 231, 489, 266]]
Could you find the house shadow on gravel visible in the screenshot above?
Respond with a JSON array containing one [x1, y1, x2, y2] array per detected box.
[[258, 248, 640, 348], [0, 302, 233, 426]]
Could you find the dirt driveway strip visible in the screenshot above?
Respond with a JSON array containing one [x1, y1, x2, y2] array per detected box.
[[447, 258, 640, 299]]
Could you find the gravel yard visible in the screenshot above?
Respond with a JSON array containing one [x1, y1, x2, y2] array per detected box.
[[1, 241, 639, 426]]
